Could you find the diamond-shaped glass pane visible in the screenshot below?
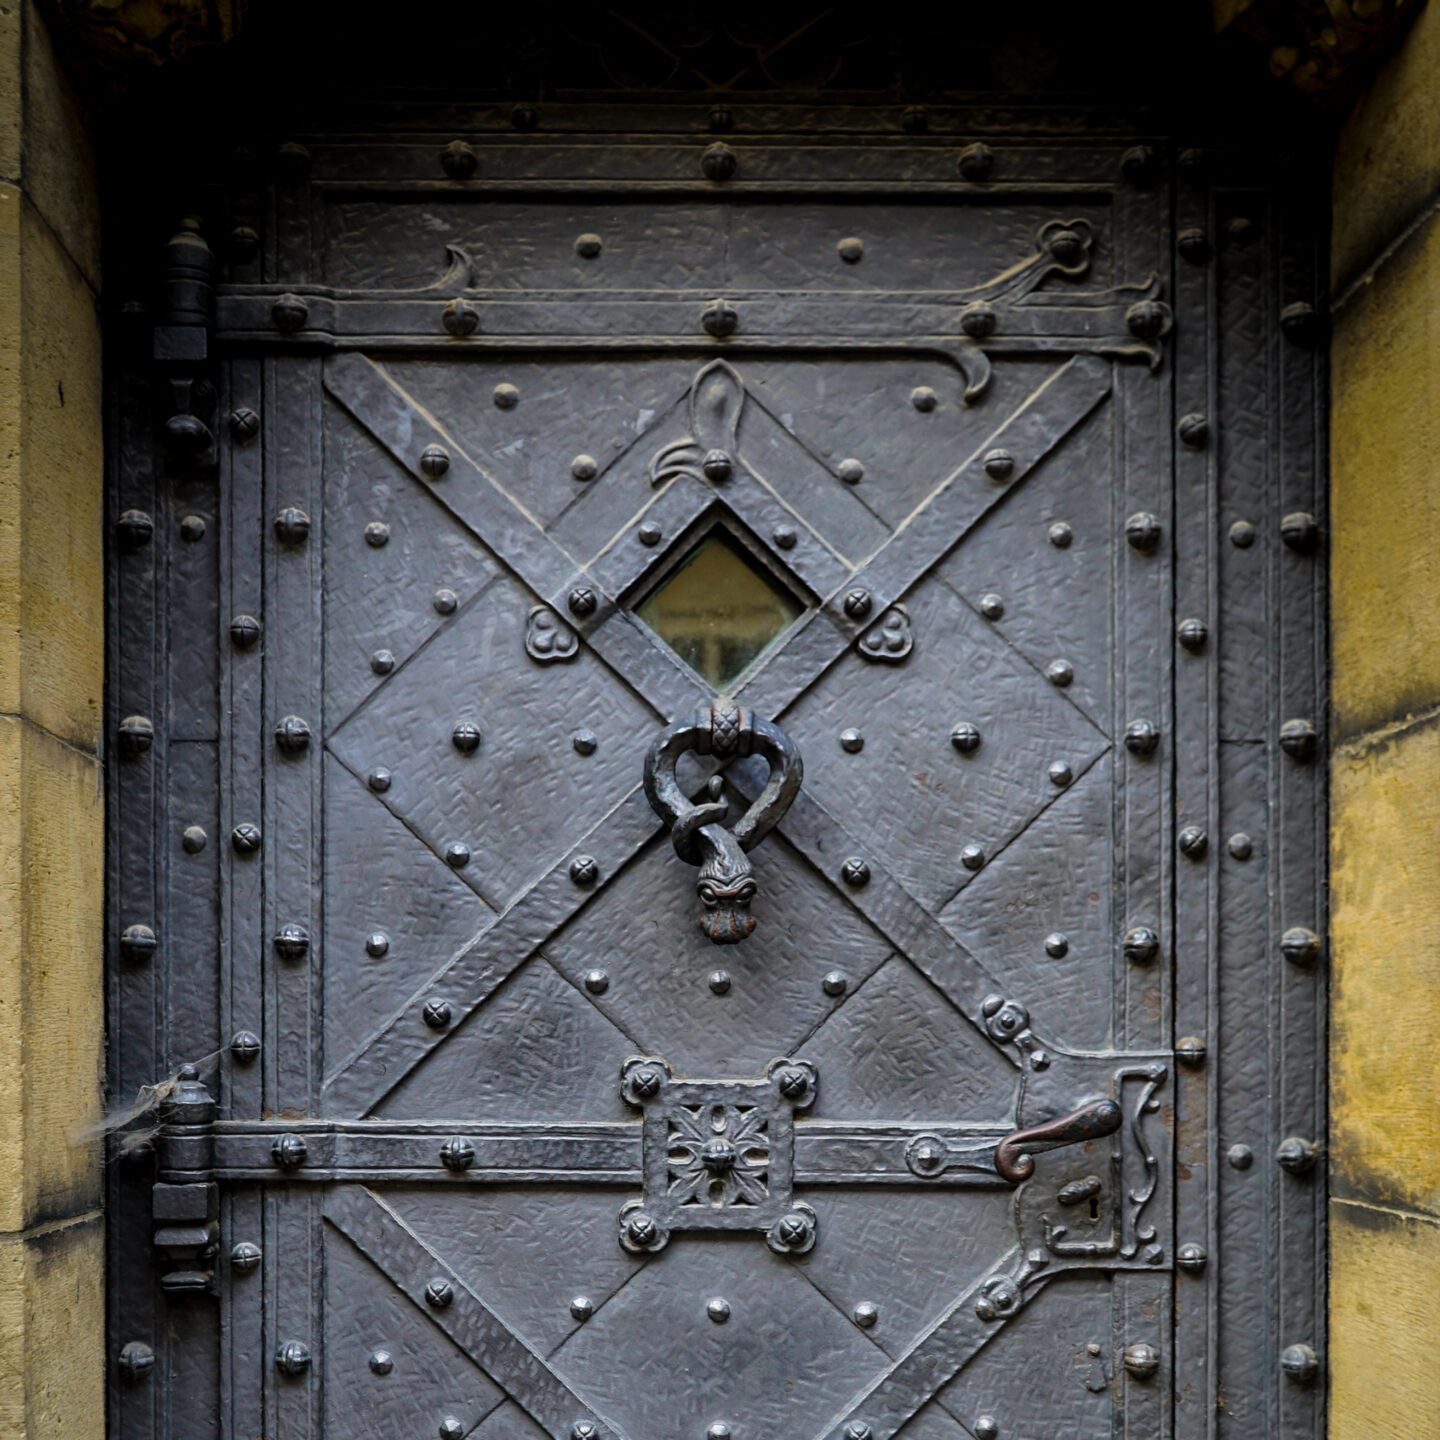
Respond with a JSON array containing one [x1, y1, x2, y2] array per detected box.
[[634, 530, 803, 689]]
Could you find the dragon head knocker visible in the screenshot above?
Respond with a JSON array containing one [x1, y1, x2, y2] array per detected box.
[[643, 699, 803, 945]]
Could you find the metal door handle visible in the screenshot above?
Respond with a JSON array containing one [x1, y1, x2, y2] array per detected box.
[[643, 698, 803, 944], [994, 1096, 1123, 1183]]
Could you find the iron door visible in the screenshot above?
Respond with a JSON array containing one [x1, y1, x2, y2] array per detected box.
[[108, 112, 1327, 1440]]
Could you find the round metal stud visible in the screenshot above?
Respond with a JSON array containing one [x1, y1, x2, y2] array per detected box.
[[709, 106, 733, 132], [583, 968, 609, 994], [452, 722, 482, 755], [371, 649, 396, 676], [1125, 512, 1162, 552], [843, 588, 873, 619], [1178, 412, 1210, 448], [368, 1349, 393, 1375], [1126, 300, 1171, 340], [493, 383, 519, 410], [1047, 227, 1086, 265], [1277, 1136, 1319, 1174], [442, 299, 479, 337], [230, 1030, 261, 1064], [273, 924, 310, 962], [853, 1301, 879, 1329], [1279, 718, 1318, 761], [230, 225, 260, 264], [840, 728, 864, 754], [571, 1424, 599, 1440], [911, 386, 938, 412], [423, 998, 452, 1030], [368, 767, 392, 793], [1045, 658, 1074, 687], [440, 1137, 475, 1172], [1123, 1342, 1161, 1380], [428, 591, 458, 622], [121, 924, 157, 962], [230, 614, 261, 649], [419, 445, 450, 480], [572, 729, 598, 756], [840, 857, 870, 888], [1280, 1343, 1320, 1385], [707, 1425, 731, 1440], [1044, 932, 1069, 958], [1229, 519, 1256, 549], [822, 971, 848, 997], [229, 406, 261, 443], [1177, 1242, 1208, 1272], [365, 932, 389, 958], [1178, 228, 1212, 264], [1123, 719, 1159, 756], [638, 522, 662, 546], [1048, 521, 1073, 548], [950, 722, 981, 755], [439, 1418, 465, 1440], [837, 458, 865, 484], [275, 1340, 311, 1377], [275, 715, 312, 755], [182, 825, 208, 854], [440, 139, 478, 179], [901, 105, 928, 133], [272, 1133, 307, 1170], [838, 236, 865, 263], [983, 448, 1015, 481], [707, 1296, 731, 1323], [179, 515, 206, 542], [1177, 618, 1208, 652], [772, 524, 797, 550], [570, 1295, 594, 1321], [957, 143, 994, 181], [1123, 925, 1160, 965], [1281, 926, 1321, 966], [1175, 1036, 1207, 1067], [702, 143, 737, 181], [959, 301, 997, 338], [117, 509, 155, 550], [1178, 825, 1208, 859], [960, 843, 986, 872], [575, 233, 603, 259], [773, 1211, 815, 1250], [625, 1212, 660, 1249], [119, 715, 155, 756], [708, 970, 731, 995], [1121, 144, 1159, 186], [275, 141, 312, 183], [1281, 512, 1320, 552], [570, 454, 598, 482], [1227, 1143, 1254, 1170], [424, 1278, 454, 1309], [979, 593, 1004, 620], [1280, 302, 1320, 346], [570, 855, 599, 886], [364, 521, 390, 548], [271, 294, 308, 333], [1228, 832, 1253, 860], [274, 506, 311, 546], [568, 587, 597, 617], [701, 299, 738, 337], [231, 1240, 262, 1273], [445, 842, 471, 869], [1048, 760, 1072, 787], [845, 1424, 873, 1440], [702, 450, 734, 483], [973, 1419, 999, 1440]]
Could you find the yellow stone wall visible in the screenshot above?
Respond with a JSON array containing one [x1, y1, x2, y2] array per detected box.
[[1330, 2, 1440, 1433], [0, 4, 105, 1438]]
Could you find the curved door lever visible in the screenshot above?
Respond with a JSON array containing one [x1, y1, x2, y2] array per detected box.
[[994, 1096, 1123, 1183], [643, 698, 803, 945]]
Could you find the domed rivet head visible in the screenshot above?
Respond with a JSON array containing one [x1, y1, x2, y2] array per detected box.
[[1178, 228, 1212, 264], [1277, 1136, 1320, 1174], [838, 236, 865, 263], [822, 970, 849, 997], [575, 233, 603, 259], [843, 588, 873, 619], [959, 301, 997, 338], [371, 649, 396, 676], [1177, 618, 1208, 652], [979, 593, 1004, 620], [837, 457, 865, 484], [1178, 413, 1209, 448], [630, 1067, 662, 1098], [1124, 719, 1159, 756], [983, 449, 1015, 481], [274, 507, 311, 545], [1044, 932, 1069, 958], [442, 299, 479, 336], [583, 968, 608, 994], [951, 722, 981, 754], [439, 1418, 465, 1440], [445, 842, 471, 869], [702, 142, 737, 181], [229, 226, 260, 264], [911, 386, 938, 412], [120, 923, 157, 962], [776, 1213, 812, 1247], [707, 1426, 732, 1440], [1123, 1342, 1161, 1380], [433, 588, 459, 615], [702, 449, 734, 483], [103, 1336, 163, 1385], [423, 998, 452, 1030], [1048, 521, 1073, 548], [1280, 301, 1321, 346], [840, 728, 864, 754], [275, 715, 312, 754], [230, 1030, 261, 1063], [706, 1296, 732, 1323], [701, 299, 738, 337], [973, 1419, 999, 1440], [119, 715, 155, 756], [117, 509, 155, 550], [271, 294, 308, 332], [901, 105, 928, 133], [1228, 1143, 1254, 1170], [1048, 761, 1072, 787], [1228, 832, 1253, 860], [852, 1301, 879, 1329], [960, 843, 986, 872], [1126, 299, 1171, 340], [1279, 718, 1318, 762], [638, 522, 662, 546], [772, 524, 797, 549], [179, 514, 206, 542], [840, 857, 870, 888], [440, 139, 478, 179], [419, 445, 450, 479], [1123, 925, 1160, 965], [512, 104, 539, 131], [1177, 1242, 1208, 1272], [368, 1349, 393, 1375], [272, 1133, 307, 1169], [365, 932, 389, 958], [452, 722, 482, 755], [364, 521, 390, 548], [777, 1066, 811, 1100], [493, 383, 519, 409], [275, 141, 312, 182], [275, 1340, 311, 1377], [709, 106, 733, 132], [707, 969, 731, 995], [1125, 512, 1162, 552], [568, 586, 597, 617], [230, 1240, 262, 1273], [570, 454, 598, 481], [626, 1213, 660, 1248], [182, 825, 208, 854], [439, 1137, 475, 1172], [845, 1423, 874, 1440], [230, 614, 261, 649], [368, 767, 392, 793], [1121, 145, 1159, 187], [1175, 1036, 1207, 1067], [1281, 1343, 1320, 1385], [570, 855, 598, 886], [1047, 227, 1086, 265], [1229, 519, 1256, 549], [273, 924, 310, 962], [571, 1425, 599, 1440], [424, 1278, 454, 1309], [572, 729, 598, 756], [1281, 926, 1321, 967], [1281, 512, 1320, 552], [957, 142, 994, 181], [1046, 658, 1074, 687], [570, 1295, 594, 1321], [1178, 825, 1208, 859], [228, 406, 261, 443]]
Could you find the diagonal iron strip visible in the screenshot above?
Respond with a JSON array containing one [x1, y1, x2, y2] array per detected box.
[[326, 1187, 624, 1440]]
